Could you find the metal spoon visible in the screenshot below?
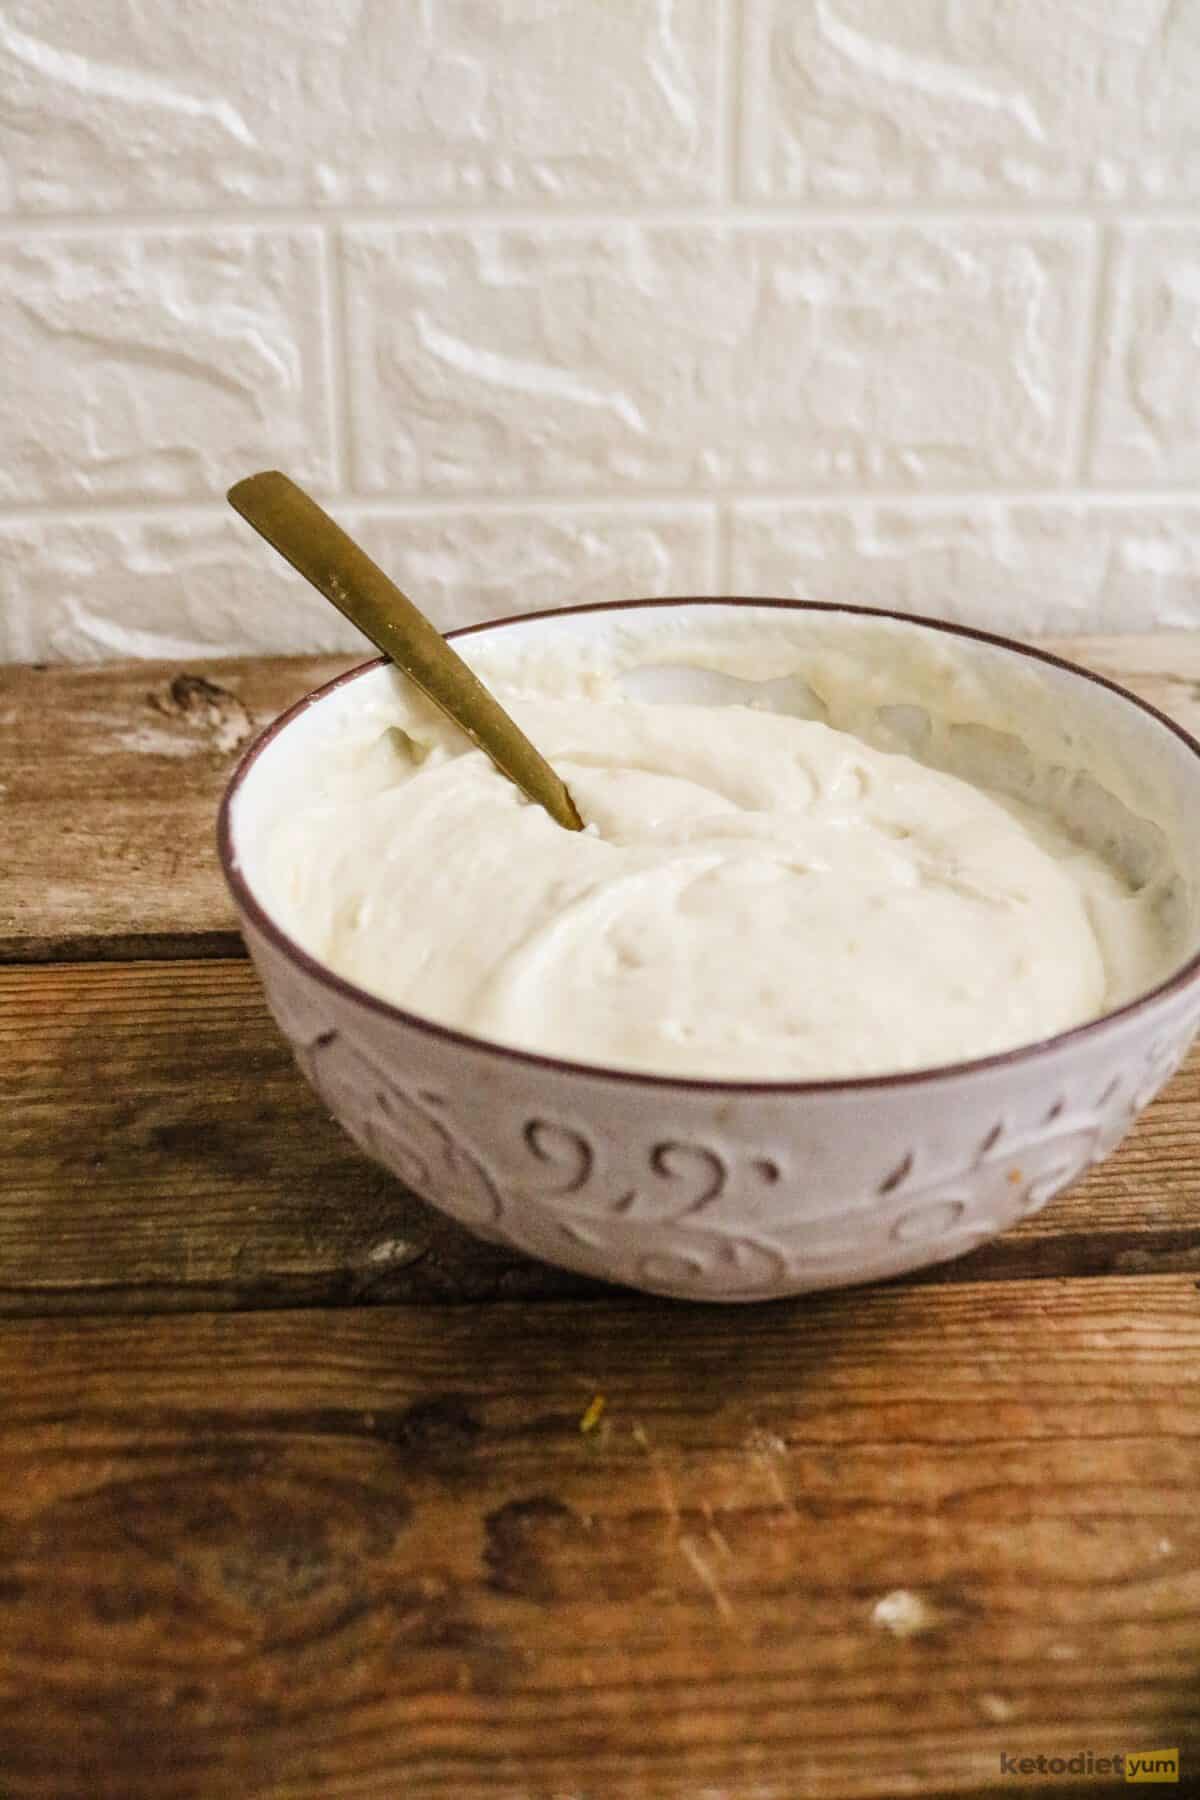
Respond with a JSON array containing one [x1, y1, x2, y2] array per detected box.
[[227, 471, 583, 832]]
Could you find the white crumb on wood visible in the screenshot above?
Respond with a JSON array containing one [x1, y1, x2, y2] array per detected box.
[[871, 1589, 937, 1637]]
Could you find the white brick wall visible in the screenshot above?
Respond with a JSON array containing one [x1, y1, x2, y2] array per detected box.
[[2, 0, 1196, 660]]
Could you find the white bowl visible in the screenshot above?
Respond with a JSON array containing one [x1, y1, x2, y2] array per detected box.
[[218, 600, 1200, 1301]]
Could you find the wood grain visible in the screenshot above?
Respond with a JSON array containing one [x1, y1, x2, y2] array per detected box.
[[0, 653, 357, 961], [1, 1275, 1197, 1800], [4, 636, 1200, 1799], [0, 959, 597, 1312], [4, 957, 1199, 1315], [3, 634, 1200, 963]]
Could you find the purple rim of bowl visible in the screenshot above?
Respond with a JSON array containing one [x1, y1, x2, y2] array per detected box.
[[216, 596, 1200, 1095]]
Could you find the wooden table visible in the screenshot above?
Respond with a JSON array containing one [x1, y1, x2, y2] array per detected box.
[[2, 640, 1199, 1800]]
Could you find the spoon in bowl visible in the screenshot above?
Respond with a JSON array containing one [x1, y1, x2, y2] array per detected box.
[[227, 470, 584, 832]]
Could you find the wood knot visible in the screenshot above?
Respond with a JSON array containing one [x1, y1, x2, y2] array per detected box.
[[483, 1494, 593, 1601], [375, 1395, 484, 1470], [148, 672, 253, 756], [5, 1462, 411, 1671]]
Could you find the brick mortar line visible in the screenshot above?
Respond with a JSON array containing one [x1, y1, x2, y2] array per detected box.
[[0, 205, 1196, 237], [322, 222, 356, 493], [738, 0, 764, 202], [2, 492, 1199, 537], [716, 502, 734, 593], [1076, 229, 1116, 486], [1060, 225, 1106, 485], [714, 0, 738, 203], [315, 224, 349, 492]]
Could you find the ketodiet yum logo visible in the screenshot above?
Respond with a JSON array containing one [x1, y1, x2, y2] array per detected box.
[[999, 1748, 1179, 1782]]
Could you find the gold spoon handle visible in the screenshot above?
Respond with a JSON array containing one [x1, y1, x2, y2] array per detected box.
[[228, 472, 583, 831]]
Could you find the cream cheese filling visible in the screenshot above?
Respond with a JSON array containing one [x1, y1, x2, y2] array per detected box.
[[258, 682, 1169, 1079]]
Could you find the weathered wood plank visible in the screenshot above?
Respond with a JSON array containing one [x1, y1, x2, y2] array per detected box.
[[0, 959, 598, 1312], [0, 653, 357, 960], [3, 959, 1198, 1314], [1, 1276, 1197, 1800], [3, 634, 1200, 962]]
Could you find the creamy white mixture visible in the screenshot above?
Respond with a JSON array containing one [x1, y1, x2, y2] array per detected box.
[[257, 676, 1171, 1080]]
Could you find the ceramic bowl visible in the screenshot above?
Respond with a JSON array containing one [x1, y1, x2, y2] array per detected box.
[[217, 600, 1200, 1301]]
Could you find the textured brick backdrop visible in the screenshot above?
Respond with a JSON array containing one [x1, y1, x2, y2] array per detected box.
[[2, 0, 1198, 660]]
